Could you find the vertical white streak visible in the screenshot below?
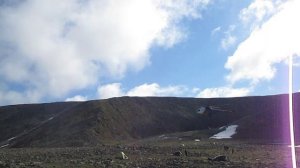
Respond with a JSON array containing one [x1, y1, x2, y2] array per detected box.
[[289, 55, 297, 168]]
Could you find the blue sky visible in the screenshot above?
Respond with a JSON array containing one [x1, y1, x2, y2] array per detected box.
[[0, 0, 299, 105]]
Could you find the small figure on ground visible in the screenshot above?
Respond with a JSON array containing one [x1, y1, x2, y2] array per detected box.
[[184, 149, 188, 156]]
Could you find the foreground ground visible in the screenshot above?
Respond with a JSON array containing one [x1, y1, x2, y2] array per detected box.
[[0, 139, 299, 168]]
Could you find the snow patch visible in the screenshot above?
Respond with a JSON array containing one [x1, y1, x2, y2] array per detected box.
[[0, 144, 9, 148], [158, 134, 165, 138], [7, 137, 16, 141], [210, 125, 238, 139], [197, 107, 206, 114], [48, 117, 54, 121], [218, 126, 226, 130], [158, 134, 169, 140]]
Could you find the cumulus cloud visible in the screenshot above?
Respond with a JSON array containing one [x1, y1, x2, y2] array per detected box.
[[225, 0, 300, 85], [97, 83, 252, 99], [0, 89, 41, 105], [239, 0, 277, 25], [196, 86, 251, 98], [127, 83, 185, 97], [0, 82, 41, 105], [293, 56, 300, 67], [97, 83, 124, 99], [97, 83, 187, 99], [65, 95, 87, 102], [221, 35, 236, 50], [0, 0, 210, 105], [220, 25, 236, 50]]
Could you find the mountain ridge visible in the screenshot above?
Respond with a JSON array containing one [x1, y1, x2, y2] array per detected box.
[[0, 93, 299, 148]]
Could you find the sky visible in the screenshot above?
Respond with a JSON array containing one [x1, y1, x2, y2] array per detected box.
[[0, 0, 299, 105]]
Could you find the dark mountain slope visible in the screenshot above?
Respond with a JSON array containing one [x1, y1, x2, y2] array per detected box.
[[233, 93, 300, 143], [0, 93, 299, 148], [9, 97, 240, 147], [0, 102, 79, 142]]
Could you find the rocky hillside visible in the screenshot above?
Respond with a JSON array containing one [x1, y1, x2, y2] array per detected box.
[[0, 93, 299, 148]]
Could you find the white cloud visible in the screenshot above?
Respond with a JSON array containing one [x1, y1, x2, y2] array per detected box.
[[97, 83, 187, 99], [220, 25, 236, 50], [0, 89, 41, 105], [127, 83, 184, 97], [294, 56, 300, 67], [97, 83, 124, 99], [0, 82, 41, 105], [98, 83, 252, 99], [221, 35, 237, 50], [0, 0, 210, 105], [239, 0, 277, 24], [65, 95, 87, 102], [196, 86, 251, 98], [211, 26, 221, 36], [225, 0, 300, 85]]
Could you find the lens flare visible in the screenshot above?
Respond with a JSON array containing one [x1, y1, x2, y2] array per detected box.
[[289, 55, 297, 168]]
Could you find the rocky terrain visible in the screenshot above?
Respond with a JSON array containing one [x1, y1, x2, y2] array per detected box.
[[0, 138, 298, 168], [0, 93, 299, 167]]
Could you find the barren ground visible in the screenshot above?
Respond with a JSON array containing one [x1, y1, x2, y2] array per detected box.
[[0, 139, 298, 168]]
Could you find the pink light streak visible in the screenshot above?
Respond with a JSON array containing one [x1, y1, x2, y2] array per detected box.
[[289, 55, 297, 168]]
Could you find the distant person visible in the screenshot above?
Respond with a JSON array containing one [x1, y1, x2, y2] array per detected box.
[[184, 149, 188, 156]]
